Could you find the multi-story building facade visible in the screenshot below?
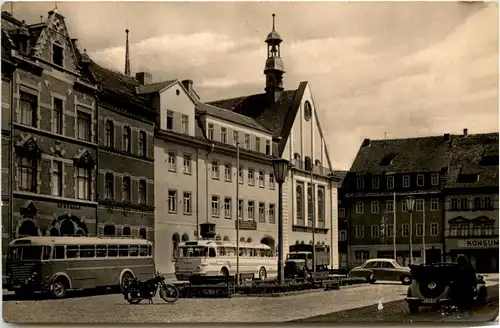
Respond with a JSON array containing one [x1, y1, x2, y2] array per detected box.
[[333, 170, 348, 268], [1, 10, 99, 242], [343, 135, 452, 268], [443, 131, 498, 272]]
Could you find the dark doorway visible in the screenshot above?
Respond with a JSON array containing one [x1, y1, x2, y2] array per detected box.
[[60, 219, 75, 236], [139, 228, 147, 240], [123, 226, 131, 236], [18, 220, 38, 237], [50, 227, 59, 236], [104, 224, 116, 236]]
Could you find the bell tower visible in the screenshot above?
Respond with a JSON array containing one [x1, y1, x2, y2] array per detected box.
[[264, 14, 285, 103]]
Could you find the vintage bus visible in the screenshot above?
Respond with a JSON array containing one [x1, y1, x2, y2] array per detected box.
[[4, 236, 154, 298], [174, 239, 277, 281]]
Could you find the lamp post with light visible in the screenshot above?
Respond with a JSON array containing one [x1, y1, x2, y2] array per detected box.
[[406, 196, 416, 265], [272, 158, 290, 286]]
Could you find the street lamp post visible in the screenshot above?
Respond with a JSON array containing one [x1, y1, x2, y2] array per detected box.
[[272, 158, 290, 287], [406, 196, 416, 265]]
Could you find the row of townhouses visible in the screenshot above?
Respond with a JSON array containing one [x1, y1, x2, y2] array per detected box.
[[338, 131, 499, 273], [1, 9, 342, 274]]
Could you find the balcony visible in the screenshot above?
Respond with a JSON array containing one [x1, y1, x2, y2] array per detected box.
[[291, 158, 332, 177], [445, 227, 499, 238]]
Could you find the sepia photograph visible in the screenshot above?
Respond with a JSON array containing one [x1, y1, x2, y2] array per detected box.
[[0, 0, 498, 324]]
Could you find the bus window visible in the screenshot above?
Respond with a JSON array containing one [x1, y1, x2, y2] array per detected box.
[[226, 247, 235, 256], [139, 245, 148, 257], [96, 245, 107, 258], [118, 245, 129, 257], [42, 246, 51, 260], [209, 248, 216, 258], [54, 246, 65, 259], [80, 245, 96, 258], [130, 245, 139, 257], [265, 249, 272, 257], [108, 245, 118, 257], [218, 247, 226, 256], [67, 245, 79, 258], [239, 248, 246, 256], [259, 249, 265, 257]]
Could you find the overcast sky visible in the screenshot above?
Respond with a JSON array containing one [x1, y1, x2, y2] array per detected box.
[[6, 1, 499, 170]]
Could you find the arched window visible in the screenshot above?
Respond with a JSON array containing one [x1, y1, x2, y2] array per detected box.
[[139, 228, 147, 240], [182, 233, 189, 242], [60, 219, 75, 236], [305, 156, 312, 171], [139, 180, 147, 204], [50, 227, 59, 236], [172, 233, 180, 259], [223, 236, 230, 241], [304, 101, 312, 121], [315, 159, 321, 166], [138, 131, 147, 157], [103, 224, 115, 236], [122, 176, 131, 202], [246, 237, 253, 243], [307, 185, 313, 220], [122, 226, 131, 236], [104, 173, 114, 199], [240, 237, 245, 242], [105, 120, 114, 148], [317, 189, 324, 222], [296, 185, 303, 219], [295, 240, 300, 245], [123, 126, 131, 153], [215, 235, 221, 241], [18, 220, 39, 237]]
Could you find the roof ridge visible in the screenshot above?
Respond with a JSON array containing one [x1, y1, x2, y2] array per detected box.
[[207, 89, 296, 105]]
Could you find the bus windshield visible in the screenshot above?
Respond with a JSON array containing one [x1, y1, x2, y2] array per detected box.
[[8, 246, 51, 261], [179, 246, 208, 257]]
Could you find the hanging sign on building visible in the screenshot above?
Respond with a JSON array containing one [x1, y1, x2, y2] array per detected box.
[[458, 239, 499, 248]]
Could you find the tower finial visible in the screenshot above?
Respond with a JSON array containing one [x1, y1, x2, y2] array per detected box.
[[272, 13, 275, 31], [125, 29, 130, 76]]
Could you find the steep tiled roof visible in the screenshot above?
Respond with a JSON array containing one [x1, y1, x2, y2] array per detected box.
[[207, 89, 299, 138], [446, 133, 499, 189], [332, 170, 348, 186], [196, 102, 271, 133], [136, 80, 177, 95], [349, 135, 453, 174]]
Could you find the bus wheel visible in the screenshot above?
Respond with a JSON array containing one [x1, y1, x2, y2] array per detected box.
[[52, 278, 68, 299], [258, 267, 267, 281], [121, 272, 134, 292], [220, 267, 229, 277]]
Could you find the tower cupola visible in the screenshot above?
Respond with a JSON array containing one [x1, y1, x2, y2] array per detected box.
[[264, 14, 285, 103]]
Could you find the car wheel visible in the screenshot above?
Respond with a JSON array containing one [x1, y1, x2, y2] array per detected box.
[[407, 301, 419, 314], [476, 286, 487, 305], [258, 267, 267, 281], [52, 278, 68, 299], [368, 274, 376, 284], [401, 275, 412, 285]]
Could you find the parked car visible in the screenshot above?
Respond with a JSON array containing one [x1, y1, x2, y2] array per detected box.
[[405, 262, 487, 313], [348, 258, 412, 285]]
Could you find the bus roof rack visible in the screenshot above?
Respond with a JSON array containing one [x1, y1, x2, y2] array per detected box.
[[58, 234, 144, 239]]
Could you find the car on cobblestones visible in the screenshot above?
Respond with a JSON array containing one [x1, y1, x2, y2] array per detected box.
[[348, 258, 412, 285]]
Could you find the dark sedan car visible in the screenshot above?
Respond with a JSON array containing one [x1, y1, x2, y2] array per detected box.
[[348, 258, 412, 285]]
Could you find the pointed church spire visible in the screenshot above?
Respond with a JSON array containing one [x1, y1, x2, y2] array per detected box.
[[264, 13, 285, 103], [124, 29, 131, 76]]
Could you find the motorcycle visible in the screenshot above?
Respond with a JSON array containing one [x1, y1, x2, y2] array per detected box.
[[123, 271, 180, 304]]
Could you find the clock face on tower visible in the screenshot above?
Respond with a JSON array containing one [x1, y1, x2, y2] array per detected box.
[[304, 101, 312, 121]]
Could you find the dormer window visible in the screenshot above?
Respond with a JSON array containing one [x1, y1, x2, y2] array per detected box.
[[431, 173, 439, 186], [356, 177, 364, 190], [220, 127, 227, 144], [372, 176, 380, 189], [255, 137, 260, 152], [402, 175, 410, 188], [52, 43, 64, 67], [387, 176, 394, 189], [265, 140, 271, 155], [166, 111, 174, 131], [416, 174, 424, 187], [207, 123, 214, 140], [380, 153, 396, 166]]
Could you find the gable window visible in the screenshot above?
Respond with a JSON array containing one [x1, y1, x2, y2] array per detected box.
[[269, 173, 275, 189], [211, 196, 220, 217], [269, 204, 276, 223], [244, 134, 250, 149], [296, 184, 304, 219], [259, 202, 266, 222], [248, 169, 255, 185], [238, 199, 244, 219], [355, 201, 364, 214], [224, 197, 232, 218], [416, 199, 424, 212], [371, 201, 379, 214], [104, 173, 114, 199], [371, 225, 379, 238], [207, 123, 214, 140], [356, 226, 364, 239], [77, 111, 91, 142], [122, 176, 131, 202], [265, 140, 271, 155], [431, 173, 439, 186], [139, 180, 147, 204], [168, 151, 176, 172], [183, 192, 192, 215], [168, 190, 177, 213], [52, 43, 64, 66], [77, 167, 91, 200], [258, 171, 265, 188], [357, 177, 364, 190], [387, 176, 394, 189], [138, 131, 147, 157], [166, 111, 174, 130], [20, 91, 38, 127], [255, 137, 261, 152], [247, 201, 255, 220], [233, 131, 239, 146], [238, 166, 244, 184], [386, 200, 394, 213], [372, 176, 380, 189], [402, 175, 410, 188], [317, 188, 325, 222], [221, 127, 227, 144], [224, 164, 232, 182], [183, 154, 191, 174], [122, 126, 131, 153], [53, 98, 63, 134], [181, 115, 189, 134], [211, 160, 220, 179], [416, 174, 424, 187], [431, 198, 439, 211], [105, 120, 114, 148], [51, 161, 62, 196]]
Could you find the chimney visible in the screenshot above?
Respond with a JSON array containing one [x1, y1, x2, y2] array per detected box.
[[463, 128, 468, 137], [135, 72, 152, 85], [361, 138, 371, 147], [181, 79, 193, 93], [444, 133, 451, 142]]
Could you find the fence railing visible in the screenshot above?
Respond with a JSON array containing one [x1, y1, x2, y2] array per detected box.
[[444, 227, 499, 238]]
